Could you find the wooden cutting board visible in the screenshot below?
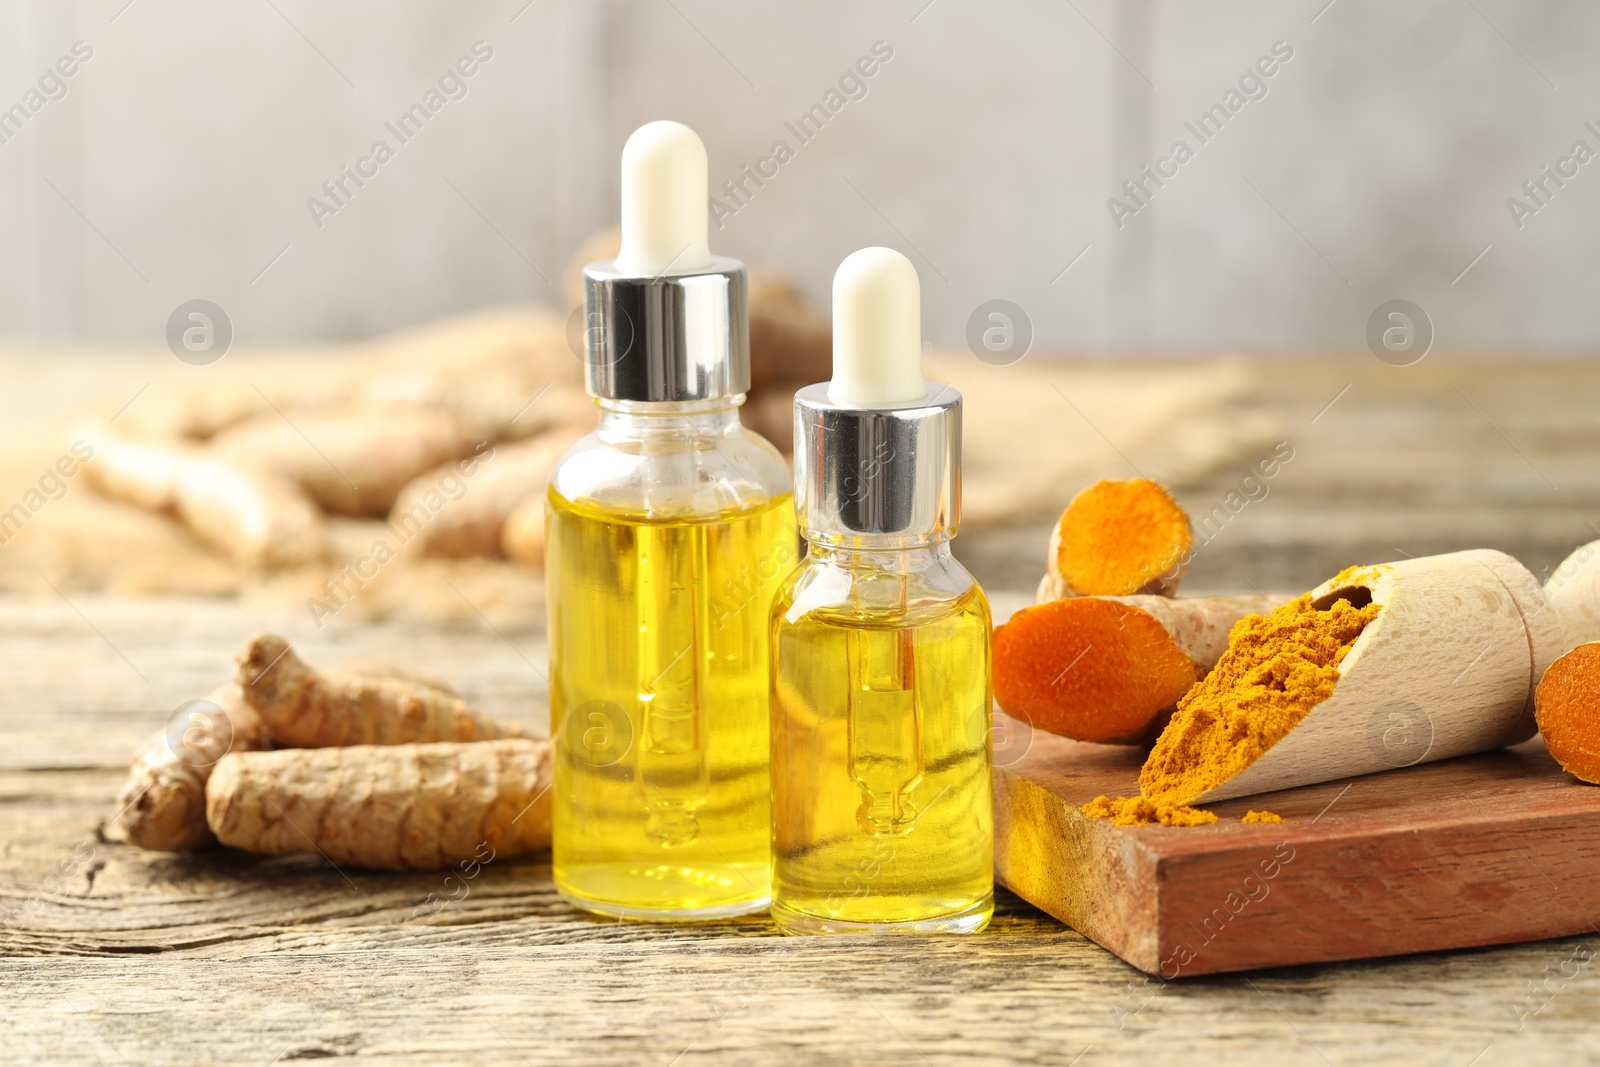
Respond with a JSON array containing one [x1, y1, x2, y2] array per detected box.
[[992, 717, 1600, 977]]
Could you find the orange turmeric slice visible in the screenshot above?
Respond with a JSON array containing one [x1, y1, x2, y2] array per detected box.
[[993, 598, 1199, 744], [1044, 479, 1192, 598], [1536, 642, 1600, 785]]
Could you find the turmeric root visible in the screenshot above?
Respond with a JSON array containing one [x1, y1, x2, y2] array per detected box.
[[177, 455, 330, 568], [113, 311, 581, 444], [359, 360, 588, 445], [501, 493, 547, 568], [334, 661, 456, 695], [1039, 479, 1193, 599], [740, 388, 800, 454], [114, 684, 272, 851], [390, 428, 586, 558], [212, 409, 484, 518], [73, 428, 191, 512], [746, 268, 833, 392], [235, 632, 524, 746], [993, 594, 1275, 744], [206, 738, 552, 871], [80, 427, 327, 569], [1535, 642, 1600, 785]]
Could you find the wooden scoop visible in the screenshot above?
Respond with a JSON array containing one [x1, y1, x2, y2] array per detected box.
[[1545, 540, 1600, 649], [1194, 547, 1582, 803]]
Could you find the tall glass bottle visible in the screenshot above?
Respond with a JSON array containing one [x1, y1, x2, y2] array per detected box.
[[547, 122, 795, 920], [770, 247, 994, 934]]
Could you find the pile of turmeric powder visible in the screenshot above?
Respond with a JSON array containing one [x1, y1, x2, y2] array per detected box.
[[1084, 582, 1382, 826], [1082, 793, 1219, 827]]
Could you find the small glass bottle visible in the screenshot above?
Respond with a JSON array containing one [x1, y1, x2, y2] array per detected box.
[[547, 122, 795, 921], [769, 247, 994, 934]]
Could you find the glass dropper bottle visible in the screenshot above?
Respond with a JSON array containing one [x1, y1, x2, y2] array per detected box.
[[546, 121, 796, 921], [769, 247, 994, 934]]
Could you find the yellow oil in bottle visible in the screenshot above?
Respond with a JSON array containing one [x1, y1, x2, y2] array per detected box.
[[547, 487, 797, 920], [770, 578, 994, 933]]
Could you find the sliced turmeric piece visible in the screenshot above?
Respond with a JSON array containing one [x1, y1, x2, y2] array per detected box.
[[992, 594, 1275, 744], [1042, 479, 1193, 599], [206, 738, 552, 871], [235, 633, 524, 747], [1535, 642, 1600, 785]]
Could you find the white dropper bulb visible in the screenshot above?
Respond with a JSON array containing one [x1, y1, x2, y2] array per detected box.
[[615, 120, 714, 276], [829, 247, 927, 408]]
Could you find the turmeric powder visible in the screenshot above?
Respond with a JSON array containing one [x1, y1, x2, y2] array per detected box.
[[1085, 583, 1381, 825], [1041, 479, 1192, 599], [1535, 642, 1600, 785], [1241, 810, 1283, 824], [1081, 794, 1217, 827]]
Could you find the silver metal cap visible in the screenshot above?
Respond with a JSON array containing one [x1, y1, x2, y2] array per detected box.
[[793, 381, 962, 544], [582, 256, 749, 403]]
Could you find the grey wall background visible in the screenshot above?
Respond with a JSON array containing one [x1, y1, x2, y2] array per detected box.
[[1, 0, 1596, 354]]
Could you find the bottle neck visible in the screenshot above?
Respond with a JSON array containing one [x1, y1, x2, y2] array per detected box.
[[595, 395, 744, 440], [806, 539, 952, 568]]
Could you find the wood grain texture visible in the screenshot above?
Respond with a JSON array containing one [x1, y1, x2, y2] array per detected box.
[[5, 358, 1600, 1064], [995, 725, 1600, 979], [1116, 593, 1279, 668], [967, 359, 1600, 599], [1, 603, 1597, 1066]]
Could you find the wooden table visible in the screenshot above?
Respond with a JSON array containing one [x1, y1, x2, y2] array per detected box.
[[5, 357, 1599, 1065]]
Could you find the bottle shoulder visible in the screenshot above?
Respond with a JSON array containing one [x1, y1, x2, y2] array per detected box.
[[772, 547, 989, 631], [550, 420, 792, 520]]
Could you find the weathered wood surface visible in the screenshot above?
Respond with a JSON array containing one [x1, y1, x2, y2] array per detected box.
[[3, 600, 1597, 1066], [966, 358, 1600, 595], [4, 358, 1600, 1064], [995, 725, 1600, 977]]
